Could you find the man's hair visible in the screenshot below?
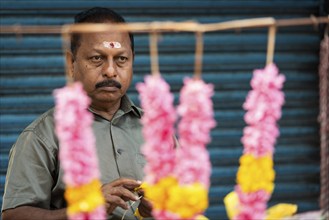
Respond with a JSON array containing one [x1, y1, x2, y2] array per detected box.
[[71, 7, 134, 56]]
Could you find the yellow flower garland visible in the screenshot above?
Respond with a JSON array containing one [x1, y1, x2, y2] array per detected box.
[[225, 154, 298, 220], [143, 176, 209, 219], [65, 179, 105, 215], [237, 154, 275, 194]]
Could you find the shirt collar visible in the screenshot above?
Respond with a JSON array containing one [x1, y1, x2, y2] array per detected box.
[[87, 95, 142, 121], [120, 94, 143, 118]]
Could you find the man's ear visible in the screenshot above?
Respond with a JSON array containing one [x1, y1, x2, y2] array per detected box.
[[65, 51, 75, 79]]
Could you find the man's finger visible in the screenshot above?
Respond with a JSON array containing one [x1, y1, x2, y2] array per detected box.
[[138, 197, 153, 217], [104, 194, 128, 210], [136, 188, 144, 197], [109, 178, 141, 189], [111, 186, 139, 201]]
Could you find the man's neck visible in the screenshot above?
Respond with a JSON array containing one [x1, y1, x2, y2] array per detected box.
[[89, 99, 121, 121]]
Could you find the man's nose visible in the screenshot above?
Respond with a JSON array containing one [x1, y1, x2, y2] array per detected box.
[[103, 58, 117, 77]]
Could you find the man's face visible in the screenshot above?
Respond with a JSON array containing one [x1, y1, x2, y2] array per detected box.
[[69, 30, 133, 107]]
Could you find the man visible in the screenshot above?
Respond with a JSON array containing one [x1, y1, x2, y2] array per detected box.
[[2, 7, 152, 220]]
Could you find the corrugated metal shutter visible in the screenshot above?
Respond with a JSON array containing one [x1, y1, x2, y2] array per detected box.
[[0, 1, 323, 219]]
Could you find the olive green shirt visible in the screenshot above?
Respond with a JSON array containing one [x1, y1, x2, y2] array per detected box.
[[2, 95, 146, 219]]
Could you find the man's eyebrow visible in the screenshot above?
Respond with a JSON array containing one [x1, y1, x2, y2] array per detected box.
[[115, 50, 130, 55], [84, 48, 105, 56], [91, 47, 130, 55]]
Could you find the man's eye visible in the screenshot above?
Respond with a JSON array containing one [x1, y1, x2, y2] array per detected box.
[[90, 56, 103, 62], [117, 56, 128, 63]]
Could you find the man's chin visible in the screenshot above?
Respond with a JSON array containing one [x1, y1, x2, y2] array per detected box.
[[92, 93, 123, 104]]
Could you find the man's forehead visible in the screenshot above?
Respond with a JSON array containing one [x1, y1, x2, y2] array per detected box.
[[103, 41, 121, 49], [80, 31, 130, 46]]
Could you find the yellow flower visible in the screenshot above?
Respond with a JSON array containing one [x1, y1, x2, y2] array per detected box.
[[134, 182, 147, 192], [143, 176, 178, 210], [134, 208, 144, 220], [223, 191, 239, 219], [266, 203, 298, 220], [143, 176, 208, 219], [237, 154, 275, 193], [195, 215, 209, 220], [166, 183, 208, 218], [65, 179, 105, 215]]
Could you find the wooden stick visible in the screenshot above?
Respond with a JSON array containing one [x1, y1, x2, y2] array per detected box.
[[276, 16, 329, 27], [266, 25, 277, 65], [194, 32, 204, 79], [1, 17, 328, 35], [0, 22, 200, 34], [202, 17, 275, 32], [149, 32, 160, 75]]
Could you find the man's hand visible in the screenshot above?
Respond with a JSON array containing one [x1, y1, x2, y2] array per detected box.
[[135, 188, 153, 217], [137, 197, 153, 217], [101, 178, 141, 215]]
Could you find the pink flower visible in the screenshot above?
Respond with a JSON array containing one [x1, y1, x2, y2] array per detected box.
[[175, 78, 216, 187], [234, 186, 270, 220], [88, 206, 107, 219], [68, 207, 106, 220], [136, 75, 176, 183], [54, 82, 100, 187], [175, 147, 211, 186], [241, 64, 285, 157], [152, 210, 180, 220], [54, 82, 106, 219]]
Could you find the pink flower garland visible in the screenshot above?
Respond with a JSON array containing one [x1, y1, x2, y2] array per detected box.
[[136, 75, 177, 184], [235, 63, 285, 220], [175, 78, 216, 187], [54, 82, 106, 219], [241, 64, 285, 157]]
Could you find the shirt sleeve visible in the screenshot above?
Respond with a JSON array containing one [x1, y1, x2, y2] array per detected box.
[[1, 129, 57, 211]]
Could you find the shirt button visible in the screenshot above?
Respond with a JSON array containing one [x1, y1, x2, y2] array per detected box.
[[117, 149, 123, 155]]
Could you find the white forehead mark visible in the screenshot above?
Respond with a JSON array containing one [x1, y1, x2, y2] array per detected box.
[[102, 41, 121, 49]]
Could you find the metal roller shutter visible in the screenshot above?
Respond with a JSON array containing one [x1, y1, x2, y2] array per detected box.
[[0, 1, 324, 219]]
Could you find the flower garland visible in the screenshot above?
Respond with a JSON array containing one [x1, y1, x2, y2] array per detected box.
[[136, 75, 177, 185], [136, 75, 216, 219], [54, 82, 106, 219], [225, 63, 290, 220], [175, 78, 216, 188]]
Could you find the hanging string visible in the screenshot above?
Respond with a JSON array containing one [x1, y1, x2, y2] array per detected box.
[[318, 25, 329, 216], [61, 26, 73, 85], [266, 25, 277, 65], [310, 15, 319, 31], [149, 31, 160, 75], [194, 31, 204, 79], [121, 195, 143, 220]]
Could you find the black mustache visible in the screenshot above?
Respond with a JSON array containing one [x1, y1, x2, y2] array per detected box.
[[95, 79, 122, 89]]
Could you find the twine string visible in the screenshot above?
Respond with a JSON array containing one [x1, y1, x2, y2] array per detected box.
[[121, 195, 143, 220], [194, 31, 204, 79], [149, 31, 160, 76], [266, 25, 277, 65], [310, 15, 319, 31]]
